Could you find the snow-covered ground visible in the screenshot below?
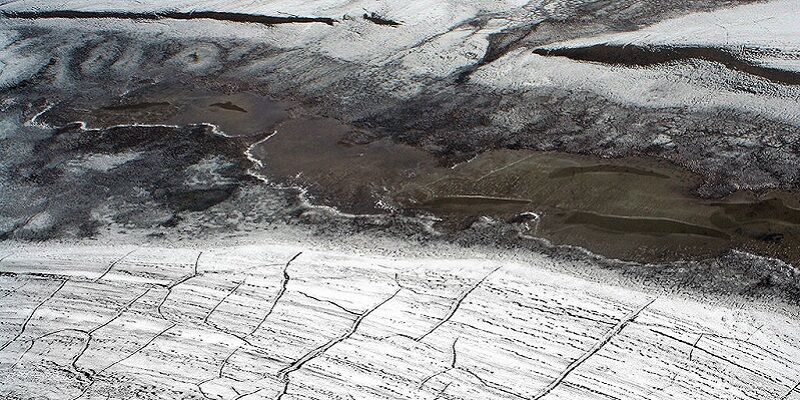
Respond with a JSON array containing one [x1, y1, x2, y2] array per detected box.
[[539, 0, 800, 71], [470, 49, 800, 124], [1, 234, 798, 400], [0, 0, 525, 66], [2, 0, 799, 124]]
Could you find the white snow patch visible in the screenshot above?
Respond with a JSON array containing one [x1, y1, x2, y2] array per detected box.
[[471, 50, 800, 124], [540, 0, 800, 72]]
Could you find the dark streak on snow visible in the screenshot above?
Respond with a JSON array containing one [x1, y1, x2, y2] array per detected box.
[[0, 10, 337, 26], [533, 44, 800, 87], [363, 12, 402, 27]]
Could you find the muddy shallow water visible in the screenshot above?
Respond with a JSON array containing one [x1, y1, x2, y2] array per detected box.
[[44, 87, 800, 265], [251, 115, 800, 264], [53, 84, 288, 138]]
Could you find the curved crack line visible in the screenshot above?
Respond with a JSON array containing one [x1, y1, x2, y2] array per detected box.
[[250, 252, 302, 335], [434, 382, 453, 400], [93, 248, 138, 282], [205, 279, 246, 325], [275, 288, 401, 399], [689, 333, 704, 361], [71, 287, 153, 375], [193, 345, 244, 398], [0, 279, 68, 352], [416, 266, 501, 342], [219, 346, 240, 380], [440, 336, 528, 400], [460, 367, 527, 400], [297, 291, 360, 315], [234, 387, 264, 400], [419, 337, 459, 389], [15, 328, 87, 366], [71, 323, 176, 400], [532, 297, 657, 400], [196, 344, 241, 400], [157, 251, 204, 318]]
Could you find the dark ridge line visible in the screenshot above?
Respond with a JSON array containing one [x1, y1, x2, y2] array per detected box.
[[783, 380, 800, 400], [0, 10, 337, 26], [210, 101, 248, 113], [0, 280, 27, 301], [204, 279, 246, 325], [363, 12, 401, 27], [649, 328, 768, 380], [297, 291, 360, 315], [532, 43, 800, 87], [98, 322, 175, 375], [102, 101, 170, 111], [548, 164, 669, 180]]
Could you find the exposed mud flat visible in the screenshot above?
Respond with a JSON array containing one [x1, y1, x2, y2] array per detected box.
[[251, 116, 800, 264]]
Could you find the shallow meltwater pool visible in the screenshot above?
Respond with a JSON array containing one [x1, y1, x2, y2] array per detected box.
[[52, 86, 800, 265], [66, 85, 288, 138], [250, 115, 800, 265]]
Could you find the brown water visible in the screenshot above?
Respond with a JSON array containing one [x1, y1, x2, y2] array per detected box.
[[73, 88, 800, 265], [250, 116, 800, 264], [86, 89, 286, 137]]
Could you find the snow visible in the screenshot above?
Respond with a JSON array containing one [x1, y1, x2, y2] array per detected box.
[[0, 236, 798, 399], [565, 0, 798, 50], [470, 49, 800, 124], [539, 0, 800, 72], [3, 0, 798, 123], [0, 30, 48, 89], [0, 0, 527, 65], [1, 3, 799, 397]]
